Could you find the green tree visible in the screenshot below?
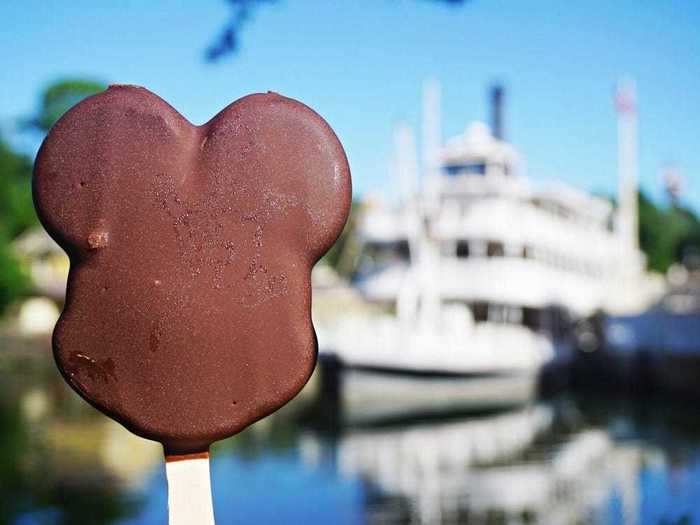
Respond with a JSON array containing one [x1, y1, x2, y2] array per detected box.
[[25, 79, 105, 133], [0, 138, 34, 314], [638, 191, 700, 273], [322, 200, 361, 277], [0, 139, 35, 238], [675, 223, 700, 268], [0, 234, 29, 316], [0, 79, 105, 314]]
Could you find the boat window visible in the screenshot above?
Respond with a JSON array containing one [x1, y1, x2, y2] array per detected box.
[[510, 306, 523, 324], [469, 302, 533, 326], [545, 306, 572, 338], [465, 163, 486, 175], [444, 165, 462, 176], [487, 241, 505, 257], [356, 240, 411, 274], [443, 162, 487, 176], [522, 307, 541, 330], [487, 304, 507, 323], [396, 240, 410, 260], [456, 241, 470, 258], [472, 302, 488, 322], [441, 242, 455, 257]]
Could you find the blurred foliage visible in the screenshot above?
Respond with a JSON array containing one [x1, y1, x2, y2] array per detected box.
[[0, 357, 141, 524], [0, 234, 30, 317], [25, 79, 106, 133], [0, 139, 34, 314], [638, 191, 700, 273], [0, 139, 36, 238], [206, 0, 469, 61], [0, 80, 104, 315], [322, 200, 362, 277], [676, 228, 700, 266]]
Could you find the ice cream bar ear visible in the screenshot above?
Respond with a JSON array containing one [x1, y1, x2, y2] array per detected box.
[[33, 85, 351, 454], [34, 86, 350, 261], [205, 94, 351, 261], [33, 86, 188, 256]]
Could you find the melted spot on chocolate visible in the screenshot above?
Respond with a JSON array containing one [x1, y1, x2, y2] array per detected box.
[[87, 231, 109, 249], [149, 320, 164, 353], [68, 352, 118, 383]]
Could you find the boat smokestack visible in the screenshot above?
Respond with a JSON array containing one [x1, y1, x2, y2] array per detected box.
[[490, 85, 505, 140]]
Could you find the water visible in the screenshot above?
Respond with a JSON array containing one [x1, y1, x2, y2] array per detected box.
[[3, 347, 700, 524]]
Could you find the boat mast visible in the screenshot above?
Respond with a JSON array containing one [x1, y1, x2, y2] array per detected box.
[[394, 122, 419, 207], [417, 79, 443, 330], [394, 122, 421, 324], [422, 79, 442, 214], [615, 78, 639, 252]]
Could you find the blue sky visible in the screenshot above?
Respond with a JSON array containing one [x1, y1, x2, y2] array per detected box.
[[2, 0, 699, 209]]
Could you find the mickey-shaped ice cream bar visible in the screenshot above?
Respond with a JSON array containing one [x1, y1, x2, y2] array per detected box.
[[33, 85, 351, 455]]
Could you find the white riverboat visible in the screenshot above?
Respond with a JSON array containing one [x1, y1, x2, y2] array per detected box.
[[316, 80, 659, 420]]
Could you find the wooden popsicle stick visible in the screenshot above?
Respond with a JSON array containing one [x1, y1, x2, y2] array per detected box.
[[165, 452, 216, 525]]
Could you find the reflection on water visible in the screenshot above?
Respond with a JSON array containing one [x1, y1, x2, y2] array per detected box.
[[0, 347, 143, 525], [3, 347, 700, 524]]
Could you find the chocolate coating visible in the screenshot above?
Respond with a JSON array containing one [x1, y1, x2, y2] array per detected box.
[[33, 86, 351, 453]]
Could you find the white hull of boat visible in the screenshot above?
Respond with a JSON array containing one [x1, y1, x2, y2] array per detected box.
[[317, 314, 553, 424], [337, 366, 538, 425]]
